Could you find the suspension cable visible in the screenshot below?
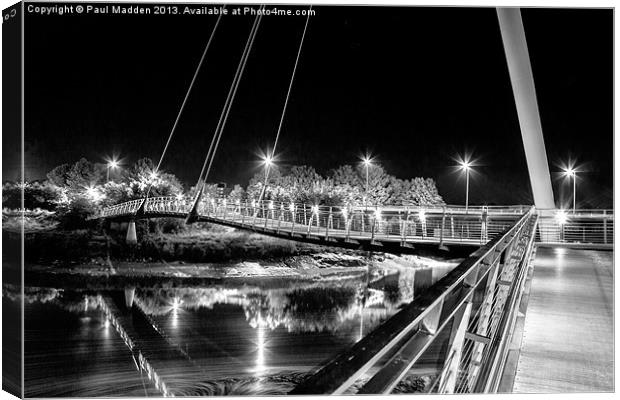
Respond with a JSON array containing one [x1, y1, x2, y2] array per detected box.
[[193, 7, 264, 194], [145, 9, 224, 198], [257, 6, 312, 203], [201, 10, 264, 187]]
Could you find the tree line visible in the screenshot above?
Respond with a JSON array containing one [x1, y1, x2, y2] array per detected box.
[[3, 157, 445, 228]]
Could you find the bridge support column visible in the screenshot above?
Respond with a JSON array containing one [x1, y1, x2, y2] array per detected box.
[[497, 8, 555, 211], [124, 287, 135, 309], [126, 220, 138, 245]]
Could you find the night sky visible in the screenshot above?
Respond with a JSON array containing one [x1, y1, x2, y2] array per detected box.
[[16, 4, 613, 206]]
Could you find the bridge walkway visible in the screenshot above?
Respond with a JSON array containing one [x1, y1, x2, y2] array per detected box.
[[511, 246, 613, 393]]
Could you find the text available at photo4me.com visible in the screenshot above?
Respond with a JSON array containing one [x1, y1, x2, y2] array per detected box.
[[25, 4, 317, 17]]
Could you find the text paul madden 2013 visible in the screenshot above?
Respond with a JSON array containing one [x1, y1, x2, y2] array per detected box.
[[24, 4, 314, 16]]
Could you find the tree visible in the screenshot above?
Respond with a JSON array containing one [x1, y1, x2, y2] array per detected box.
[[330, 165, 363, 188], [125, 158, 183, 198], [65, 158, 105, 189], [246, 166, 283, 200], [46, 164, 72, 187], [227, 184, 246, 203]]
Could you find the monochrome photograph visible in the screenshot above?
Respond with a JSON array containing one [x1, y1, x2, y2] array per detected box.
[[2, 1, 614, 397]]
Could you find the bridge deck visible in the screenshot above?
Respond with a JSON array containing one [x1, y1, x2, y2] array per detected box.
[[512, 246, 613, 393]]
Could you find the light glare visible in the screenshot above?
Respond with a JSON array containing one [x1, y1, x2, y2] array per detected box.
[[556, 209, 568, 225]]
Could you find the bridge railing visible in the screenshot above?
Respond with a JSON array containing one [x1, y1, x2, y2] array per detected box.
[[99, 197, 528, 245], [289, 207, 538, 394], [537, 209, 613, 246], [193, 199, 525, 245], [100, 198, 145, 218]]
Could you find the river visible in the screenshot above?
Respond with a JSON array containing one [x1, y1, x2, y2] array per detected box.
[[12, 253, 458, 396]]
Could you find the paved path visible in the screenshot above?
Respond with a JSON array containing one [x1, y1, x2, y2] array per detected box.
[[513, 246, 613, 393]]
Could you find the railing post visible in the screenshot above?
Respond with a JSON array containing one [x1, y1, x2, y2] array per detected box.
[[439, 206, 447, 250], [307, 213, 313, 235], [451, 214, 455, 239], [481, 206, 489, 243], [277, 204, 283, 233], [399, 211, 406, 246], [345, 208, 352, 242], [303, 204, 307, 226], [362, 206, 366, 233], [604, 210, 608, 244], [371, 208, 376, 242], [241, 200, 247, 224], [326, 207, 332, 239], [438, 300, 473, 393], [467, 260, 500, 389]]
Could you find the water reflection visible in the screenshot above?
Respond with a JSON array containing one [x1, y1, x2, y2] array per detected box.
[[19, 259, 455, 397]]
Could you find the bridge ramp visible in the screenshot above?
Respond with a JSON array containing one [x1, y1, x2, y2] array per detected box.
[[513, 247, 613, 393]]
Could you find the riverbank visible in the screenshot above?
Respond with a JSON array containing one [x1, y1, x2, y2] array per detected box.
[[5, 223, 329, 266]]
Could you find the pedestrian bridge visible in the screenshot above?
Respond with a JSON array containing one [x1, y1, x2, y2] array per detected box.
[[100, 197, 532, 253], [97, 198, 613, 394]]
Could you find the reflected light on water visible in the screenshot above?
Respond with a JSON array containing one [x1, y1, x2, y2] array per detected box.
[[255, 327, 266, 376], [171, 297, 182, 311], [358, 305, 364, 342]]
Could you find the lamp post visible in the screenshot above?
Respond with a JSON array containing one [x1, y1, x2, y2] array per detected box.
[[257, 154, 274, 208], [262, 155, 273, 180], [563, 167, 577, 212], [362, 156, 372, 204], [106, 159, 119, 182], [459, 160, 472, 213]]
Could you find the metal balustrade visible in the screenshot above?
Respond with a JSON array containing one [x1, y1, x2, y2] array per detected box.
[[98, 198, 613, 248], [537, 209, 614, 247], [99, 197, 528, 247], [290, 207, 538, 394]]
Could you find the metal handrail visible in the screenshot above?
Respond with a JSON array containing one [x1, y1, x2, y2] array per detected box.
[[99, 197, 527, 246], [290, 208, 538, 394]]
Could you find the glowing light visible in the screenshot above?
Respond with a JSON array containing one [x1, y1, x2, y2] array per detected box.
[[251, 200, 257, 208], [175, 193, 184, 201], [261, 154, 274, 167], [556, 209, 568, 225], [85, 186, 104, 202], [459, 160, 472, 171], [104, 319, 110, 329], [361, 154, 373, 167], [107, 159, 119, 169], [374, 208, 382, 220], [268, 201, 274, 210], [255, 327, 266, 375], [235, 199, 241, 205], [562, 167, 576, 177], [149, 171, 159, 181], [311, 205, 319, 215], [341, 207, 348, 218], [171, 297, 181, 312], [289, 203, 295, 213], [418, 209, 426, 222]]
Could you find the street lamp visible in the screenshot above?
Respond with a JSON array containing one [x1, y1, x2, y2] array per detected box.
[[562, 167, 577, 212], [106, 158, 119, 182], [361, 155, 373, 204], [458, 160, 472, 212], [261, 155, 274, 179]]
